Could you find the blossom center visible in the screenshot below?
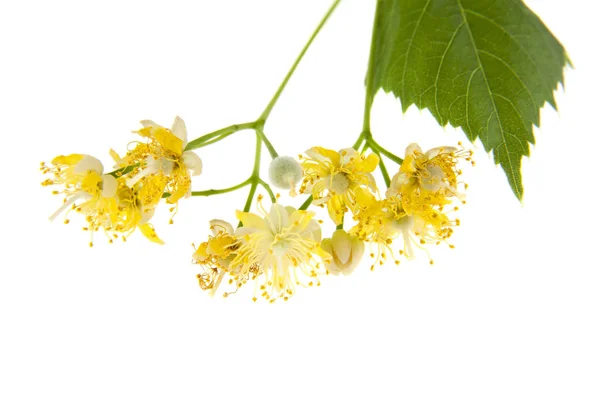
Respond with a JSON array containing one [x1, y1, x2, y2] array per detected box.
[[329, 173, 350, 194]]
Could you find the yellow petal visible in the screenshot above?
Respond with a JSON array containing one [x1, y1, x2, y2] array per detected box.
[[109, 149, 123, 165], [289, 209, 313, 231], [309, 146, 341, 166], [136, 126, 153, 138], [80, 171, 102, 194], [326, 195, 345, 226], [354, 186, 375, 209], [153, 127, 183, 154], [361, 153, 380, 173], [51, 154, 84, 166], [313, 245, 332, 263], [139, 223, 164, 244], [192, 242, 210, 263], [166, 182, 189, 204], [236, 210, 266, 230]]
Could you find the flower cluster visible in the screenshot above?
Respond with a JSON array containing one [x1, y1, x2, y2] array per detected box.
[[192, 142, 472, 301], [351, 143, 473, 267], [42, 118, 472, 302], [41, 117, 202, 246]]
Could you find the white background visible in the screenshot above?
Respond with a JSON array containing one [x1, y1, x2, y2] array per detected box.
[[1, 0, 599, 399]]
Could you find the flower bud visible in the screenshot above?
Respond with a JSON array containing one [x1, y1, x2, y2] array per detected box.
[[321, 230, 365, 276], [268, 156, 302, 195]]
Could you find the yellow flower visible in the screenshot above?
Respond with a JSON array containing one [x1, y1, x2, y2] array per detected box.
[[230, 203, 331, 302], [41, 154, 163, 245], [387, 143, 472, 214], [42, 154, 116, 244], [321, 230, 365, 276], [111, 182, 164, 244], [111, 116, 202, 205], [193, 219, 238, 296], [350, 188, 457, 266], [300, 147, 379, 225], [41, 154, 116, 218]]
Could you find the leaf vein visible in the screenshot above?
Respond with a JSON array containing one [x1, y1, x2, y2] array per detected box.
[[464, 8, 552, 99], [465, 66, 481, 139], [434, 22, 466, 122], [457, 0, 521, 198], [492, 93, 531, 144], [401, 0, 432, 104], [478, 49, 536, 112]]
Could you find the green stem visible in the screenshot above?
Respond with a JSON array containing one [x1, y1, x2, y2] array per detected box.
[[362, 1, 382, 134], [251, 133, 262, 176], [257, 178, 277, 203], [352, 132, 365, 150], [107, 163, 139, 178], [256, 127, 279, 159], [185, 122, 255, 151], [349, 1, 397, 189], [335, 215, 344, 231], [174, 2, 341, 209], [257, 0, 341, 122], [367, 138, 403, 165], [299, 195, 313, 211], [367, 144, 391, 187], [358, 139, 369, 154], [191, 179, 251, 196], [378, 155, 391, 188], [239, 133, 263, 225], [188, 131, 235, 149], [242, 183, 258, 216]]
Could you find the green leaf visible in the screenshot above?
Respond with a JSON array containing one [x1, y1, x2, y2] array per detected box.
[[368, 0, 570, 199]]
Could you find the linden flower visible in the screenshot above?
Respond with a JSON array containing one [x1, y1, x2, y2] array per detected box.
[[111, 116, 202, 205], [230, 203, 331, 302], [300, 147, 379, 225], [41, 154, 118, 242], [192, 219, 238, 296], [321, 230, 365, 276], [41, 154, 163, 245], [111, 182, 164, 244], [387, 143, 472, 213], [350, 188, 457, 266]]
